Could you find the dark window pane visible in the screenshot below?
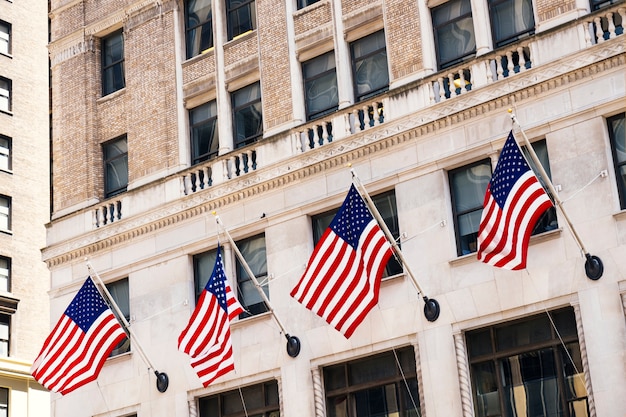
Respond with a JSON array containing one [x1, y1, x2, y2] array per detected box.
[[232, 82, 263, 148], [608, 113, 626, 208], [324, 364, 346, 391], [349, 352, 397, 386], [467, 329, 493, 358], [489, 0, 535, 47], [351, 31, 389, 101], [472, 361, 500, 417], [495, 315, 551, 351], [227, 0, 256, 40], [449, 160, 491, 256], [103, 136, 128, 198], [106, 278, 130, 356], [185, 0, 213, 58], [190, 101, 219, 164], [303, 51, 338, 120], [236, 234, 269, 317], [432, 0, 476, 69], [102, 31, 125, 95], [198, 380, 279, 417]]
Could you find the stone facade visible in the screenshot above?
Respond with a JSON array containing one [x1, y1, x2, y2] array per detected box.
[[0, 0, 52, 415], [45, 0, 625, 417]]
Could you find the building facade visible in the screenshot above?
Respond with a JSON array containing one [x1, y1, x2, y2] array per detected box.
[[0, 0, 52, 415], [45, 0, 625, 416]]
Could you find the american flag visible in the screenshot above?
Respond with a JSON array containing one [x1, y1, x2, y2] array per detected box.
[[31, 277, 128, 395], [477, 131, 553, 269], [178, 245, 244, 386], [291, 184, 393, 338]]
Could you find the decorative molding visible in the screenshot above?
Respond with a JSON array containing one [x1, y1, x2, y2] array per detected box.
[[573, 303, 597, 417], [311, 367, 325, 417], [454, 333, 474, 417], [42, 47, 625, 267]]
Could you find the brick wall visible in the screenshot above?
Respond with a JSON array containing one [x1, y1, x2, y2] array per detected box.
[[385, 0, 424, 80]]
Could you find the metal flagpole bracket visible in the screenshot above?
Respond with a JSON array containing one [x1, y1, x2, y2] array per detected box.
[[213, 212, 302, 358], [349, 166, 441, 322], [508, 110, 604, 281], [155, 371, 169, 393], [85, 259, 170, 393], [423, 297, 440, 322]]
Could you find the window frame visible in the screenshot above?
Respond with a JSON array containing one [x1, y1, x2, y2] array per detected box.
[[465, 307, 588, 417], [185, 0, 214, 59], [312, 189, 402, 277], [302, 50, 339, 120], [0, 195, 11, 233], [101, 30, 126, 96], [0, 315, 9, 357], [231, 82, 263, 148], [235, 234, 269, 319], [0, 135, 11, 172], [0, 256, 10, 293], [431, 0, 476, 70], [350, 30, 389, 102], [297, 0, 320, 9], [323, 346, 421, 417], [198, 379, 279, 417], [103, 135, 129, 198], [608, 112, 626, 209], [105, 278, 130, 357], [0, 386, 7, 417], [190, 100, 219, 165], [488, 0, 536, 48], [226, 0, 257, 41], [0, 77, 11, 113], [0, 20, 10, 56], [449, 159, 492, 256]]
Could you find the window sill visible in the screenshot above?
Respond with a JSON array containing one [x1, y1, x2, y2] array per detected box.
[[448, 228, 563, 267], [183, 48, 215, 67], [97, 87, 126, 104], [612, 209, 626, 221], [225, 30, 256, 47], [231, 310, 272, 329], [105, 349, 132, 363]]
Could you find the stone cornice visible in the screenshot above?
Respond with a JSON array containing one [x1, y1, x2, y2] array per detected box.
[[42, 44, 625, 268]]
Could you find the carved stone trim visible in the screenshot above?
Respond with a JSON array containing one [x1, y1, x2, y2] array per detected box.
[[453, 333, 474, 417], [412, 340, 427, 417], [187, 399, 198, 417], [573, 303, 596, 417], [311, 367, 325, 417], [43, 52, 625, 268]]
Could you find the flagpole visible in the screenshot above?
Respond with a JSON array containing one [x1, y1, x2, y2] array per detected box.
[[350, 168, 441, 322], [213, 213, 301, 357], [85, 260, 170, 392], [508, 109, 603, 280]]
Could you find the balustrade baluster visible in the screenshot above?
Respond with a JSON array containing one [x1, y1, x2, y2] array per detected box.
[[429, 81, 436, 104], [607, 12, 616, 38], [594, 17, 604, 43], [448, 73, 457, 97], [202, 166, 210, 188], [518, 47, 526, 72], [312, 125, 320, 148], [496, 56, 504, 80], [321, 123, 329, 144], [438, 77, 446, 101], [506, 51, 514, 75], [458, 70, 466, 94]]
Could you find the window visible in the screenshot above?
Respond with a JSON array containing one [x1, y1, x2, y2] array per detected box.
[[608, 112, 626, 208], [226, 0, 256, 40], [236, 234, 268, 318], [103, 136, 128, 198], [0, 78, 11, 113], [450, 159, 492, 256], [102, 30, 125, 96], [0, 136, 10, 171], [0, 257, 9, 292], [0, 387, 7, 417], [190, 100, 219, 164], [466, 307, 588, 417], [185, 0, 214, 59], [521, 139, 557, 234], [0, 20, 10, 55], [106, 278, 130, 356], [0, 195, 10, 232], [297, 0, 320, 9], [432, 0, 476, 69], [303, 51, 338, 120], [232, 82, 263, 148], [198, 380, 279, 417], [323, 346, 421, 417], [488, 0, 535, 47], [350, 31, 389, 102], [0, 315, 8, 356], [312, 189, 402, 277], [591, 0, 621, 10]]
